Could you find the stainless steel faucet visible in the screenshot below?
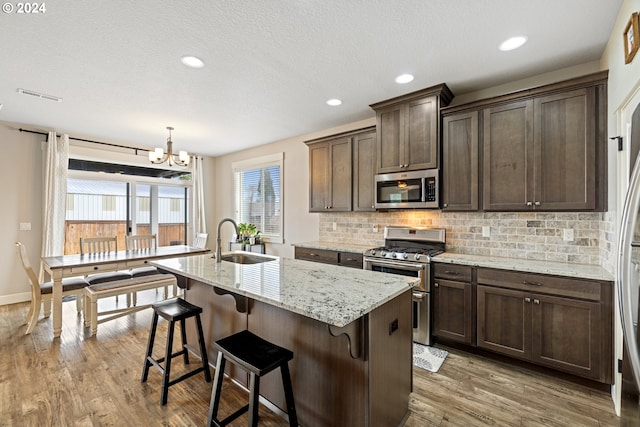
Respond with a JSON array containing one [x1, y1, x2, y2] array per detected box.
[[216, 217, 239, 263]]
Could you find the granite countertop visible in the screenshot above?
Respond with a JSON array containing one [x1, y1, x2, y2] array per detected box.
[[153, 252, 418, 328], [433, 252, 614, 282], [292, 241, 373, 254]]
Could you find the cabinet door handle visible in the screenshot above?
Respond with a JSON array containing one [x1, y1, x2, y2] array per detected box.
[[308, 253, 318, 257], [372, 205, 375, 209], [524, 297, 531, 303], [443, 203, 448, 208], [533, 299, 540, 304], [534, 201, 541, 206], [526, 201, 533, 206], [444, 270, 460, 275], [434, 283, 439, 288], [522, 280, 542, 286]]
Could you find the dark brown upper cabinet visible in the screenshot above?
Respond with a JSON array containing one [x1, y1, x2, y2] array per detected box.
[[352, 129, 377, 211], [442, 111, 479, 211], [440, 71, 608, 212], [307, 136, 352, 212], [370, 84, 453, 174], [305, 127, 376, 213]]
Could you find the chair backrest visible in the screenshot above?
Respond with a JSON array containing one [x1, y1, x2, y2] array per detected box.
[[193, 233, 208, 249], [80, 236, 118, 255], [126, 234, 157, 251], [15, 242, 40, 292]]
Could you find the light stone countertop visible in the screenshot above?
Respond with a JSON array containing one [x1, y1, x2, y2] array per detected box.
[[292, 241, 373, 254], [153, 253, 418, 328], [433, 252, 614, 282]]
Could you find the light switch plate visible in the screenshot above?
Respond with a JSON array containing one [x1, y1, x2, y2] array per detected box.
[[19, 222, 31, 231], [332, 222, 337, 231]]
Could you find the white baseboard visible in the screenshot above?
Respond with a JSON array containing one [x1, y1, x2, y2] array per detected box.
[[0, 292, 31, 306]]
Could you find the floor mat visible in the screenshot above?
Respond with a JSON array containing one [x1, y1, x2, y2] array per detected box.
[[413, 343, 448, 373]]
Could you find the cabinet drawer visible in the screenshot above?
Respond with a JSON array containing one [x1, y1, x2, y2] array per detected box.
[[339, 252, 363, 269], [477, 268, 601, 301], [69, 262, 120, 275], [433, 263, 472, 282], [295, 247, 338, 264]]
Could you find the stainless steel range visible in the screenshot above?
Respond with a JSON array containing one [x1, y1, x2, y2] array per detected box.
[[363, 226, 445, 346]]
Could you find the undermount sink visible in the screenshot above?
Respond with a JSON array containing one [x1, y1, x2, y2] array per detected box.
[[220, 253, 274, 265]]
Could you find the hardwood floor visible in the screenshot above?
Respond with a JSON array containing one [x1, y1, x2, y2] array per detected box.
[[0, 294, 634, 426]]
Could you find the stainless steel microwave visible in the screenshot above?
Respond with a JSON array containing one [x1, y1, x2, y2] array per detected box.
[[374, 169, 439, 209]]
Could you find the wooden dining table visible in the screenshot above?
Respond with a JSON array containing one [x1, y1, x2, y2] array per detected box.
[[41, 245, 210, 338]]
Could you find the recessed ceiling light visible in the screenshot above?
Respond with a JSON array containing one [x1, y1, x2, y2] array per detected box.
[[181, 55, 205, 68], [395, 74, 414, 84], [326, 99, 342, 106], [499, 36, 528, 51]]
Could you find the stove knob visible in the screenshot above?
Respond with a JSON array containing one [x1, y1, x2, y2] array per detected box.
[[403, 253, 408, 260], [371, 249, 376, 256], [415, 254, 421, 260], [391, 252, 396, 258], [380, 250, 386, 257]]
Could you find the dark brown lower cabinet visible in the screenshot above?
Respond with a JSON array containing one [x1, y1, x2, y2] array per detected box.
[[432, 278, 473, 345], [294, 246, 363, 269], [477, 284, 606, 382]]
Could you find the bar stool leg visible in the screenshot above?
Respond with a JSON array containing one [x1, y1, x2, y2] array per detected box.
[[161, 320, 175, 406], [207, 352, 227, 426], [280, 363, 298, 427], [248, 372, 260, 427], [195, 314, 211, 381], [141, 311, 159, 382], [180, 318, 190, 365]]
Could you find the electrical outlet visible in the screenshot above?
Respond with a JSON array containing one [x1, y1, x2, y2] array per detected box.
[[19, 222, 31, 231], [332, 222, 337, 231], [372, 224, 379, 233], [482, 226, 490, 237], [563, 229, 574, 241]]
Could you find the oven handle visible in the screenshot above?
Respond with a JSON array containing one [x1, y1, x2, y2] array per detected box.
[[413, 292, 426, 300], [364, 258, 427, 272]]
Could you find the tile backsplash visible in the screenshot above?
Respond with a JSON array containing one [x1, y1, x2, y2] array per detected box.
[[319, 210, 616, 273]]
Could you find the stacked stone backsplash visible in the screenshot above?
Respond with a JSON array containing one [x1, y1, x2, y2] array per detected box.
[[318, 210, 616, 273]]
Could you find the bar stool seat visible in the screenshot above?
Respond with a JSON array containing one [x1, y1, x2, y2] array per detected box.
[[207, 329, 298, 427], [141, 298, 211, 405]]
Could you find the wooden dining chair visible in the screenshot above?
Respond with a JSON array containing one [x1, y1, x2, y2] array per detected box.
[[126, 234, 157, 251], [80, 236, 132, 304], [15, 242, 88, 335], [80, 236, 119, 255], [193, 233, 208, 249], [125, 234, 172, 304]]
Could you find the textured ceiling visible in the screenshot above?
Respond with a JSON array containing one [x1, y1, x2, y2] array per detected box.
[[0, 1, 623, 157]]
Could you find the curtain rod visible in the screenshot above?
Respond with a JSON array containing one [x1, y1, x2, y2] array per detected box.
[[19, 128, 152, 154]]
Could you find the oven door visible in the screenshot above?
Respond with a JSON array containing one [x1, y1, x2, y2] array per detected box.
[[363, 258, 428, 292]]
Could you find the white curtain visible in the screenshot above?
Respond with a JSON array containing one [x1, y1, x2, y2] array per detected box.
[[39, 132, 69, 281], [191, 156, 207, 239]]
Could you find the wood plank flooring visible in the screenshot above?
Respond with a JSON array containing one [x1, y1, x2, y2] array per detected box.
[[0, 293, 634, 426]]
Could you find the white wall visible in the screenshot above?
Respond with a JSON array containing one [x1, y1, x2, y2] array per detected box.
[[213, 117, 375, 258], [0, 122, 45, 304]]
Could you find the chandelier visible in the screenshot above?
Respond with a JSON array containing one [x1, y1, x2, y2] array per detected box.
[[148, 126, 190, 166]]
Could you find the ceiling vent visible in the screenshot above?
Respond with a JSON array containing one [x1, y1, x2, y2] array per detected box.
[[17, 88, 62, 102]]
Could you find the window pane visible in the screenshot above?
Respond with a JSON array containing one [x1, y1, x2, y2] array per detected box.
[[135, 184, 151, 235], [158, 185, 188, 246], [235, 164, 281, 242], [65, 179, 127, 254]]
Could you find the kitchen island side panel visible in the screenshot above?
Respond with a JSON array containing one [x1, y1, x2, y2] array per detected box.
[[184, 279, 248, 386], [248, 298, 368, 427]]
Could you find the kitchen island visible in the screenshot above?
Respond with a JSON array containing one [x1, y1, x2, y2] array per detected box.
[[153, 252, 418, 427]]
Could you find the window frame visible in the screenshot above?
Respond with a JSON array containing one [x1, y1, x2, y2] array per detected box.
[[232, 152, 284, 244]]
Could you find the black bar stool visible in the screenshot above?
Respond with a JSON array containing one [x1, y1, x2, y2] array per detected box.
[[141, 298, 211, 405], [207, 329, 298, 427]]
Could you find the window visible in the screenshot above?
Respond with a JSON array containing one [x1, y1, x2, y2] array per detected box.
[[65, 159, 192, 254], [233, 153, 283, 243]]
